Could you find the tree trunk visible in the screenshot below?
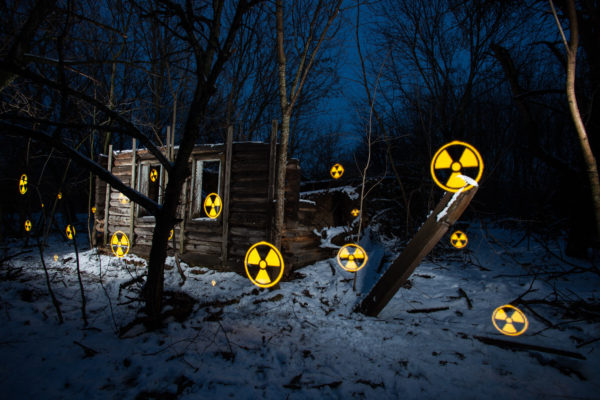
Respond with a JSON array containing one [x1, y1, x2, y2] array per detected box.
[[143, 84, 205, 320], [0, 0, 58, 92], [563, 0, 600, 240], [274, 0, 288, 249]]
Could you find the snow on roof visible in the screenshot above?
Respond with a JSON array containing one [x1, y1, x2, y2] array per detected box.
[[301, 185, 359, 200]]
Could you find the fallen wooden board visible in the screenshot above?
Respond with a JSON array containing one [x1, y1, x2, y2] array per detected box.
[[473, 335, 586, 360], [356, 187, 477, 316]]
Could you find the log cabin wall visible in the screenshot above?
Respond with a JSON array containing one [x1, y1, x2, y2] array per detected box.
[[95, 141, 328, 275]]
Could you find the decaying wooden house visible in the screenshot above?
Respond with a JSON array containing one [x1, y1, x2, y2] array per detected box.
[[93, 131, 338, 275]]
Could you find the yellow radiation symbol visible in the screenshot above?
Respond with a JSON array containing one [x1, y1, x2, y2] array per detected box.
[[330, 163, 344, 179], [450, 230, 468, 249], [111, 230, 130, 258], [18, 174, 28, 195], [430, 141, 483, 192], [244, 241, 285, 288], [492, 304, 529, 336], [351, 208, 360, 217], [203, 193, 222, 219], [24, 220, 32, 232], [57, 192, 62, 200], [91, 206, 96, 214], [150, 168, 158, 182], [337, 244, 368, 272], [65, 225, 75, 240], [119, 192, 129, 205]]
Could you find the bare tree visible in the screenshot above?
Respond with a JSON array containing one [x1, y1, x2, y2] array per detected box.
[[274, 0, 343, 247], [550, 0, 600, 239], [1, 0, 265, 322]]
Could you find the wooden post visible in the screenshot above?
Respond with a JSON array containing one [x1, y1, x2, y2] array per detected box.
[[356, 187, 478, 317], [166, 126, 171, 157], [103, 144, 113, 245], [178, 179, 187, 253], [170, 124, 176, 160], [267, 120, 278, 243], [221, 126, 233, 267], [129, 139, 136, 243]]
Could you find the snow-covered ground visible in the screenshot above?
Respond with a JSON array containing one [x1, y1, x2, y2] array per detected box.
[[1, 220, 599, 399]]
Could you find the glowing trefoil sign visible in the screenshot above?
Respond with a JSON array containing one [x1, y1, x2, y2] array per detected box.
[[244, 241, 285, 288], [330, 163, 344, 179], [18, 174, 28, 195], [492, 304, 528, 336], [111, 231, 130, 258], [66, 225, 76, 240], [430, 141, 483, 192], [336, 244, 368, 272], [450, 230, 468, 249], [203, 193, 222, 219]]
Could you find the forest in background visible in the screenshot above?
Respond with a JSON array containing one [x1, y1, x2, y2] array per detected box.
[[1, 0, 599, 316]]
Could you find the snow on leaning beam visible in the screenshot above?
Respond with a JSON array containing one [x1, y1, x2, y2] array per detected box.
[[356, 185, 478, 317]]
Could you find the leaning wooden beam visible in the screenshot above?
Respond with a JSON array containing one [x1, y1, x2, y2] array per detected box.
[[356, 186, 477, 316]]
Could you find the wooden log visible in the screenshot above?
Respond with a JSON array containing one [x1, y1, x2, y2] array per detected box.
[[473, 335, 586, 360], [111, 165, 131, 176], [230, 187, 268, 197], [221, 126, 233, 267], [107, 204, 130, 215], [267, 120, 278, 242], [231, 162, 269, 173], [184, 242, 222, 254], [229, 213, 268, 228], [103, 145, 113, 245], [183, 221, 222, 234], [180, 253, 221, 268], [356, 187, 478, 317], [129, 140, 137, 244], [230, 195, 269, 205], [230, 174, 270, 184], [113, 154, 134, 167], [406, 306, 450, 313], [185, 231, 222, 243], [108, 215, 131, 225]]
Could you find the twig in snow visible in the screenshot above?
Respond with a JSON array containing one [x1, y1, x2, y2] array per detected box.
[[458, 288, 472, 309], [73, 340, 98, 358], [0, 250, 32, 264], [473, 335, 586, 360], [71, 231, 88, 327], [96, 252, 118, 334], [406, 306, 450, 314], [174, 254, 186, 286], [217, 320, 234, 362], [36, 239, 63, 324], [576, 336, 600, 348]]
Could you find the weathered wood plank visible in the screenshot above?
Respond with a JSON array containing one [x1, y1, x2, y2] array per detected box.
[[356, 187, 478, 317], [184, 242, 222, 254], [229, 212, 268, 228], [221, 126, 233, 267], [185, 231, 222, 243]]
